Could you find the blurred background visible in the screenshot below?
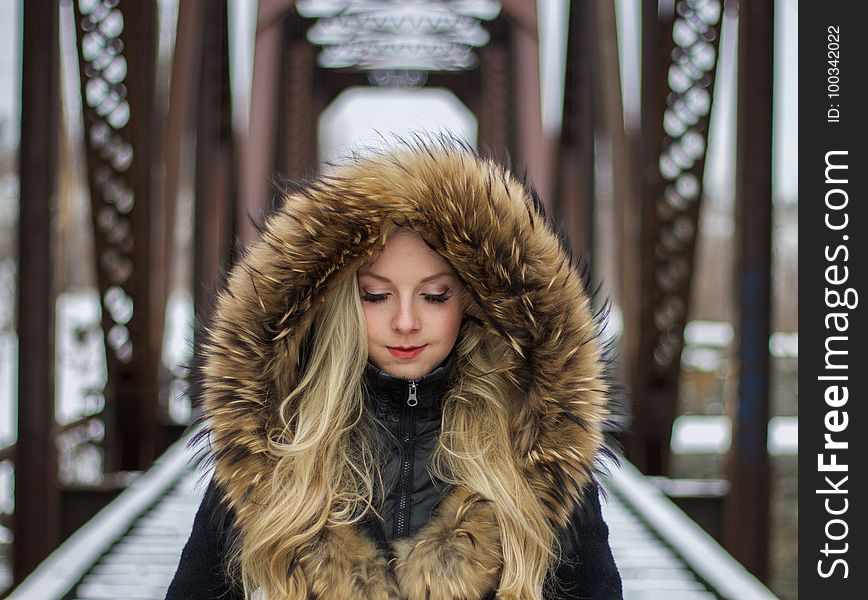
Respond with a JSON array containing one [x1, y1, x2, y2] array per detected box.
[[0, 0, 797, 598]]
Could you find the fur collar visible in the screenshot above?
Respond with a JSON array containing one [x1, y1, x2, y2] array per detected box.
[[195, 139, 613, 599]]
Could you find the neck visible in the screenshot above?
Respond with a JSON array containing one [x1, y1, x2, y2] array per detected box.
[[363, 349, 458, 419]]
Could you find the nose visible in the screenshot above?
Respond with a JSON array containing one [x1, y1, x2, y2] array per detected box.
[[392, 297, 420, 334]]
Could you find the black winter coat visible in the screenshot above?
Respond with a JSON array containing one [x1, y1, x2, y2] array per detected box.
[[170, 140, 623, 599], [167, 352, 622, 598]]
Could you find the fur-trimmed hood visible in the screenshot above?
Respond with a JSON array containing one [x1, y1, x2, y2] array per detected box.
[[196, 138, 615, 599]]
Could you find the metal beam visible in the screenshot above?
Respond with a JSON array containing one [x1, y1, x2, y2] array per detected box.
[[507, 1, 551, 209], [627, 0, 722, 475], [594, 0, 641, 417], [498, 0, 538, 39], [239, 0, 297, 247], [161, 0, 202, 346], [556, 0, 595, 270], [194, 0, 237, 330], [627, 0, 677, 474], [277, 14, 319, 179], [475, 17, 512, 155], [116, 1, 160, 470], [724, 0, 774, 581], [14, 0, 61, 583], [72, 1, 161, 471]]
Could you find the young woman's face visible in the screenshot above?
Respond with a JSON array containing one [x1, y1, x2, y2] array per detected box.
[[358, 229, 464, 380]]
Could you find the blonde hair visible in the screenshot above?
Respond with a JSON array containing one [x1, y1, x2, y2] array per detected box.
[[229, 270, 382, 597], [231, 247, 558, 599], [432, 314, 559, 599]]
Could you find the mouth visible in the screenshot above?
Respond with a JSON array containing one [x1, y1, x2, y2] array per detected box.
[[387, 345, 427, 359]]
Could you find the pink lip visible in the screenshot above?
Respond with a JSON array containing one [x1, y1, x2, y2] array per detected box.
[[388, 345, 427, 359]]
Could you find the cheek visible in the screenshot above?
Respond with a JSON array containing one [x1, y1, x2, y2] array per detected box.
[[441, 305, 464, 338], [360, 306, 380, 339]]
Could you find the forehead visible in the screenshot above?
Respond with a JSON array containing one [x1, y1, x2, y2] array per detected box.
[[359, 230, 456, 279]]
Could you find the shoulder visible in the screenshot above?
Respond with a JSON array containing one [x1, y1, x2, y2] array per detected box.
[[200, 477, 238, 534], [558, 480, 610, 555], [166, 476, 242, 600], [548, 480, 624, 600]]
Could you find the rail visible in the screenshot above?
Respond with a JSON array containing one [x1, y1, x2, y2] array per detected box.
[[603, 459, 778, 600], [6, 432, 199, 600]]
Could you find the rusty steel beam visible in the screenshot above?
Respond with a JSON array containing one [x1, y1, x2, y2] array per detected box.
[[724, 0, 774, 581], [477, 2, 550, 207], [14, 0, 61, 583], [194, 0, 238, 331], [498, 0, 537, 38], [556, 0, 595, 271], [151, 0, 223, 445], [73, 1, 161, 471], [594, 0, 641, 410], [113, 0, 159, 470], [239, 0, 297, 247], [506, 1, 551, 210], [627, 0, 722, 475], [475, 17, 512, 155], [161, 0, 202, 351], [627, 0, 678, 475], [277, 14, 319, 179]]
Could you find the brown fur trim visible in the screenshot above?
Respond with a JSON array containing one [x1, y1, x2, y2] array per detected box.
[[302, 525, 400, 600], [392, 488, 502, 600]]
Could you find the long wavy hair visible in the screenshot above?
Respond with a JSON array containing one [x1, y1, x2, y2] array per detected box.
[[229, 237, 558, 599]]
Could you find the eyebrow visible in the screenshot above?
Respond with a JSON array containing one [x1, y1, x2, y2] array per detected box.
[[358, 271, 454, 283]]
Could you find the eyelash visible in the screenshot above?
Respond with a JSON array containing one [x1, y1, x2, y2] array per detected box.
[[361, 291, 451, 304]]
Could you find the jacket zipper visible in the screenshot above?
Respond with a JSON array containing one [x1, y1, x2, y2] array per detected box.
[[394, 380, 418, 539]]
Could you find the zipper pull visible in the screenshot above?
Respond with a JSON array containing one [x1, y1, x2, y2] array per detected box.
[[407, 381, 418, 407]]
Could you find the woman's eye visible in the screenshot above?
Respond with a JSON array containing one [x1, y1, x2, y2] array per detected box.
[[361, 292, 388, 303], [360, 290, 451, 304]]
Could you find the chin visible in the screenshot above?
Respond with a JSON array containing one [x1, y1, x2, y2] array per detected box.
[[373, 355, 435, 380], [391, 363, 430, 380]]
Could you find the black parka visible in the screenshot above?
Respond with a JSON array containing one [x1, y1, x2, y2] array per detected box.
[[168, 350, 622, 599], [167, 140, 623, 599]]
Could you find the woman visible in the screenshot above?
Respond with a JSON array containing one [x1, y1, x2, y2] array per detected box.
[[167, 139, 622, 599]]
